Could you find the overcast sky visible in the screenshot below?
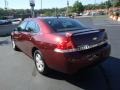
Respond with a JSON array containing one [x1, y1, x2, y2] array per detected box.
[[0, 0, 107, 9]]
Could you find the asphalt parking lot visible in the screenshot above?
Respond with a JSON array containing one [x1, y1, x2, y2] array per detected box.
[[0, 16, 120, 90]]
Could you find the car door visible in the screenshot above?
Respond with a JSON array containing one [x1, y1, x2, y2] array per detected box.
[[21, 21, 40, 57], [14, 21, 28, 49]]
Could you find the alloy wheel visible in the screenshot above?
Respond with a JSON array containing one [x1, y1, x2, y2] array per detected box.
[[35, 53, 45, 72]]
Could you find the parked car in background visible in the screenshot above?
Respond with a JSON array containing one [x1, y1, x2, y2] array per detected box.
[[7, 18, 22, 25], [83, 12, 91, 16], [83, 11, 106, 16], [0, 20, 12, 25], [11, 17, 111, 75], [72, 13, 83, 17], [11, 18, 22, 25], [90, 12, 99, 16]]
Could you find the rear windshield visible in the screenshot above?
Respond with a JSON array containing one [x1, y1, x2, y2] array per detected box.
[[44, 18, 86, 32]]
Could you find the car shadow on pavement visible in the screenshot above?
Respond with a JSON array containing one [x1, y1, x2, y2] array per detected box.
[[45, 57, 120, 90], [0, 39, 11, 46]]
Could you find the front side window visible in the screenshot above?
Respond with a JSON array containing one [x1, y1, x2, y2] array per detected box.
[[18, 21, 28, 31]]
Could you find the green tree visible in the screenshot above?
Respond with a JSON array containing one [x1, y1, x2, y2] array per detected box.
[[72, 0, 84, 13], [105, 0, 112, 9], [114, 1, 120, 7]]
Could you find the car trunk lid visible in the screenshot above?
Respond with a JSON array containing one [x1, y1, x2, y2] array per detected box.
[[70, 29, 106, 48]]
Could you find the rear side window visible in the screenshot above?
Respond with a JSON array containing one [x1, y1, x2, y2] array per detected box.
[[26, 21, 40, 33], [44, 18, 86, 32], [35, 23, 40, 33]]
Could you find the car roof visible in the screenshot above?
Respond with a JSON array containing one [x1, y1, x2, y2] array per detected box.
[[24, 17, 69, 21], [37, 16, 69, 19]]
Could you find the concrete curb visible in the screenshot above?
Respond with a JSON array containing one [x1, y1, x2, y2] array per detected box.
[[110, 15, 120, 22], [118, 17, 120, 21]]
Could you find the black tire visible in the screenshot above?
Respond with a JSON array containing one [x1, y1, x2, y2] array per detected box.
[[11, 39, 20, 51], [34, 50, 50, 75]]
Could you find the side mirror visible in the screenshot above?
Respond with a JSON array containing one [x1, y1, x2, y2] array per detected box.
[[28, 28, 33, 32], [17, 27, 22, 31], [14, 28, 18, 31]]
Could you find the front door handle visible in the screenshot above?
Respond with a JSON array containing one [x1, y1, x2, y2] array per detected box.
[[14, 35, 22, 39], [29, 36, 32, 40], [14, 37, 19, 39], [19, 35, 22, 38]]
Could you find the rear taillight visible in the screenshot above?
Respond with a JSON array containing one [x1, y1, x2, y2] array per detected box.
[[54, 37, 75, 53], [56, 37, 74, 50]]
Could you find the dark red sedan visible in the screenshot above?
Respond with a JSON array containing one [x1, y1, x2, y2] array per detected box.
[[11, 17, 111, 74]]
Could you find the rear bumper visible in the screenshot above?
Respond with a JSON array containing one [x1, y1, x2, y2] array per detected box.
[[51, 43, 111, 74]]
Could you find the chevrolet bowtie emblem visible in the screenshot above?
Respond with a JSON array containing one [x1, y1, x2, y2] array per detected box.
[[93, 37, 98, 41]]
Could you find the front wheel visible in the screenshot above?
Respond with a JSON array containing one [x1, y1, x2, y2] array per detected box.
[[34, 50, 50, 75]]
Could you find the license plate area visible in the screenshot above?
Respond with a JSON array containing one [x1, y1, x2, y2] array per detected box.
[[87, 54, 99, 61]]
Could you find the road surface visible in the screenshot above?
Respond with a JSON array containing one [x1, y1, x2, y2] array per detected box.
[[0, 16, 120, 90]]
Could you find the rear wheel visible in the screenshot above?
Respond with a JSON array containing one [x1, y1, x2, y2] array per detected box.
[[34, 50, 49, 75]]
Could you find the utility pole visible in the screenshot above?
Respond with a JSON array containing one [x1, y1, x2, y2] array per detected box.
[[4, 0, 8, 10], [55, 7, 57, 16], [110, 0, 113, 9], [29, 0, 35, 17], [94, 0, 96, 9], [41, 0, 42, 15], [66, 0, 69, 16], [111, 0, 119, 10]]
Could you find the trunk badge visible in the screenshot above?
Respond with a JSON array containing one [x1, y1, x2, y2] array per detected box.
[[93, 37, 98, 41]]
